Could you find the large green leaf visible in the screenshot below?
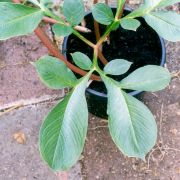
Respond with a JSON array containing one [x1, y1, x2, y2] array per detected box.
[[0, 0, 12, 2], [120, 18, 141, 31], [104, 59, 132, 75], [52, 23, 73, 37], [39, 73, 91, 171], [144, 0, 180, 8], [32, 55, 77, 89], [71, 52, 92, 70], [102, 75, 157, 159], [144, 11, 180, 42], [124, 0, 180, 18], [0, 2, 43, 40], [120, 65, 171, 92], [92, 3, 114, 25], [63, 0, 85, 25]]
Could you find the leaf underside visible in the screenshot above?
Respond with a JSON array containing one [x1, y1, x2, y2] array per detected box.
[[71, 52, 92, 70], [63, 0, 85, 25], [120, 65, 171, 92], [52, 24, 73, 37], [102, 75, 157, 159], [92, 3, 114, 25], [144, 11, 180, 42], [39, 73, 90, 171], [104, 59, 132, 75], [33, 56, 77, 89]]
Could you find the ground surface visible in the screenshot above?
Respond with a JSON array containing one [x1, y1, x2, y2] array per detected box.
[[0, 0, 180, 180]]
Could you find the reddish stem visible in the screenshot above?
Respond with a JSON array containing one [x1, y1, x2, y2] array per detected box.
[[93, 0, 108, 65], [12, 0, 100, 81], [98, 50, 108, 64], [43, 17, 58, 24], [12, 0, 20, 2], [34, 27, 100, 81], [118, 1, 126, 19], [94, 21, 101, 41]]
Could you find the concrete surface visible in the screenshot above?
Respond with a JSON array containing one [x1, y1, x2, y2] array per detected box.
[[0, 0, 180, 180], [0, 103, 82, 180]]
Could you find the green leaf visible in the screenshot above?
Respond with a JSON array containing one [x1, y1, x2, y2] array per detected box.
[[126, 0, 180, 19], [92, 3, 114, 25], [144, 11, 180, 42], [52, 24, 73, 37], [0, 0, 12, 2], [63, 0, 85, 25], [71, 52, 92, 70], [157, 0, 180, 7], [0, 2, 43, 40], [39, 73, 91, 171], [104, 59, 132, 75], [102, 75, 157, 159], [124, 4, 148, 19], [120, 18, 141, 31], [32, 55, 77, 89], [120, 65, 171, 92], [144, 0, 180, 8]]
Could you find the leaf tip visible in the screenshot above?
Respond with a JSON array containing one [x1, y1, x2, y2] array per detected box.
[[30, 61, 35, 66], [138, 154, 146, 161]]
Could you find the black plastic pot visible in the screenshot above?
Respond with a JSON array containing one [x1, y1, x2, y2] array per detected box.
[[62, 7, 166, 119]]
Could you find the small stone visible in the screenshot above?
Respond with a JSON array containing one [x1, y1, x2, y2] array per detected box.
[[170, 128, 178, 135], [13, 132, 26, 144]]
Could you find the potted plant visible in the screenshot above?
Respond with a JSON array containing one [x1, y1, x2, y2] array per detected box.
[[0, 0, 179, 174]]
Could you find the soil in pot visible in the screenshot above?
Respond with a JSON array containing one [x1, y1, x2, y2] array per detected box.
[[62, 8, 165, 118]]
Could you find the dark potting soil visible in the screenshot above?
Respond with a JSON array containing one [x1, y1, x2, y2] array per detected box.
[[64, 9, 162, 94]]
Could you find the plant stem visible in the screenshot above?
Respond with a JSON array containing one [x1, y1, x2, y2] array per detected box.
[[43, 9, 97, 49], [93, 0, 108, 65], [43, 16, 58, 24], [94, 21, 101, 41], [96, 21, 117, 47], [93, 0, 101, 42], [72, 30, 95, 48], [93, 46, 99, 67], [12, 0, 20, 3], [34, 27, 100, 81], [115, 0, 126, 20], [12, 0, 102, 81], [98, 50, 108, 64]]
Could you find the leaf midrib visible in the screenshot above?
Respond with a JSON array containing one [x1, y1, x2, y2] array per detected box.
[[0, 8, 42, 26], [120, 75, 168, 89], [103, 75, 140, 151], [147, 12, 180, 29]]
